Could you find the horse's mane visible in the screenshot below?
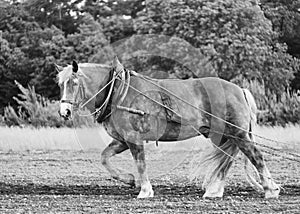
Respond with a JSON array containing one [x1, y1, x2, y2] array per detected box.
[[57, 63, 110, 85], [79, 63, 110, 68]]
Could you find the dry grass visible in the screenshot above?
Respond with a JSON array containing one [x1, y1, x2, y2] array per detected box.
[[0, 125, 299, 152], [0, 126, 111, 151], [255, 125, 300, 151]]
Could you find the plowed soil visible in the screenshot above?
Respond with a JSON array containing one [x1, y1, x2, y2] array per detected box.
[[0, 150, 299, 213]]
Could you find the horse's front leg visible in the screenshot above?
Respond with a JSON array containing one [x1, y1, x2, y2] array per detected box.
[[101, 139, 135, 186], [128, 142, 154, 198]]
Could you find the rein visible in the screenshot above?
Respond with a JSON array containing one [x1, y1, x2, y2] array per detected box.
[[66, 66, 300, 168], [94, 68, 116, 122], [95, 68, 131, 122], [109, 71, 300, 165], [69, 68, 129, 121]]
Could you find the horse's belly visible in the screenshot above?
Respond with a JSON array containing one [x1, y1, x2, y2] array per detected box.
[[155, 122, 199, 141], [130, 116, 201, 142], [125, 91, 198, 141]]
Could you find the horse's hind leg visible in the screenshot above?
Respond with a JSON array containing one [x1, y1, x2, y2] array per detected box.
[[101, 139, 135, 186], [203, 135, 239, 198], [127, 142, 154, 198], [235, 133, 280, 198]]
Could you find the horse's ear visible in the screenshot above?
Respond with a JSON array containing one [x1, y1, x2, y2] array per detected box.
[[112, 56, 124, 72], [54, 64, 63, 72], [112, 56, 120, 65], [72, 60, 78, 73]]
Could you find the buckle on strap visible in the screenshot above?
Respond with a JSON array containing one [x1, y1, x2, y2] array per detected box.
[[60, 100, 75, 104]]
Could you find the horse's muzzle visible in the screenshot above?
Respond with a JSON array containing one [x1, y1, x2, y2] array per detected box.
[[58, 109, 71, 120]]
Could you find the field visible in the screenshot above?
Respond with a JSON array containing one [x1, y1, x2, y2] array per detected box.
[[0, 126, 300, 213]]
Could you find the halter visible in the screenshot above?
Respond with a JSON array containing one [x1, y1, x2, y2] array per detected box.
[[60, 67, 129, 121], [60, 77, 86, 110]]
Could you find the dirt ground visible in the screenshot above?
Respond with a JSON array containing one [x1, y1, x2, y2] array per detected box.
[[0, 149, 300, 213]]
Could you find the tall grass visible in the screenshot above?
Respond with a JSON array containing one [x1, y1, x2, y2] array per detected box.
[[3, 81, 94, 128], [0, 126, 111, 151], [255, 125, 300, 151], [244, 80, 300, 126]]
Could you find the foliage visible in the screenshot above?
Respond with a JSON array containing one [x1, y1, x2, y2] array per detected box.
[[0, 3, 112, 113], [133, 0, 299, 94], [260, 0, 300, 91], [244, 80, 300, 126], [64, 14, 114, 63], [24, 0, 84, 35], [0, 2, 37, 112], [3, 81, 94, 128], [116, 35, 216, 79], [1, 0, 300, 126], [261, 0, 300, 57]]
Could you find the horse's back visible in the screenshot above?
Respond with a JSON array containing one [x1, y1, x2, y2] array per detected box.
[[154, 77, 246, 107], [129, 76, 249, 127]]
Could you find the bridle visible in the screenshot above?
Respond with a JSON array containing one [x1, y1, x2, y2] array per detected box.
[[60, 77, 86, 111], [60, 67, 127, 121]]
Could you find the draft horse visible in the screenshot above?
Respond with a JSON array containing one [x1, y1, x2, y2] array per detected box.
[[56, 57, 280, 199]]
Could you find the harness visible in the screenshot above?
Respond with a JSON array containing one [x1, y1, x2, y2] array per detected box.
[[95, 68, 131, 122], [60, 77, 86, 110], [60, 66, 300, 191], [62, 66, 300, 169], [68, 67, 181, 126], [94, 69, 115, 122]]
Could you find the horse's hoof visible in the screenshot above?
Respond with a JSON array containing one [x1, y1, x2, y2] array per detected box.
[[137, 186, 154, 199], [203, 188, 224, 199], [265, 188, 280, 199], [202, 189, 224, 199], [202, 194, 223, 199]]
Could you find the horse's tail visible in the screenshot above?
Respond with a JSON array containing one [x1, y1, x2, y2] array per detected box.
[[188, 139, 239, 190], [242, 89, 263, 191], [242, 89, 257, 125]]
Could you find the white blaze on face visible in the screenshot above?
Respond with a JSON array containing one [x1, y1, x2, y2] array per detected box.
[[60, 80, 73, 118]]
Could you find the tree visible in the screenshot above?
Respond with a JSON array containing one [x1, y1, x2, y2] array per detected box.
[[133, 0, 299, 94], [27, 26, 67, 100], [24, 0, 84, 35], [261, 0, 300, 91], [82, 0, 145, 19], [0, 2, 66, 110], [63, 13, 114, 63], [82, 0, 145, 43], [0, 2, 38, 112]]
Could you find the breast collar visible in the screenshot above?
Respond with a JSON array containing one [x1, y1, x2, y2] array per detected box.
[[95, 68, 131, 123]]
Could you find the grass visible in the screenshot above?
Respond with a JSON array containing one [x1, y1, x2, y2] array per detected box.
[[255, 124, 300, 151], [0, 126, 111, 151], [0, 125, 299, 152]]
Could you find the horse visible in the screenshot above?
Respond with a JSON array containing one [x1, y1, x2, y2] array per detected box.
[[56, 57, 280, 199]]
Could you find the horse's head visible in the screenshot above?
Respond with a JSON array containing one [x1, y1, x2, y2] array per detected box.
[[56, 60, 85, 120]]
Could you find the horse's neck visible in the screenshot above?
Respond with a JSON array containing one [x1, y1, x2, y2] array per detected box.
[[81, 66, 111, 113]]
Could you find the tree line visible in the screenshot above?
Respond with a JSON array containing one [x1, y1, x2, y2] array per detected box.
[[0, 0, 299, 116]]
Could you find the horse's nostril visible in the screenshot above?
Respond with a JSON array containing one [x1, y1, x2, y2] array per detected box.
[[66, 109, 71, 117]]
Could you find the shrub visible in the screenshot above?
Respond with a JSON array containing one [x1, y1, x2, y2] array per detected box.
[[244, 80, 300, 126], [3, 81, 95, 128]]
